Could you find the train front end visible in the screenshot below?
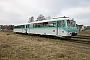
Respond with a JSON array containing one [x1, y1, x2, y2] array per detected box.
[[66, 19, 78, 36]]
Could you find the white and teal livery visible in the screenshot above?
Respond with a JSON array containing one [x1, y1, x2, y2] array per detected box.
[[13, 17, 77, 38]]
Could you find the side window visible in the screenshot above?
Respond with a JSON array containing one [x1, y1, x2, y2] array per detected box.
[[30, 24, 33, 28], [33, 24, 35, 28], [59, 20, 65, 27], [33, 23, 37, 28], [14, 26, 17, 28], [14, 25, 24, 28], [22, 25, 24, 28], [48, 21, 56, 27], [43, 22, 48, 27], [38, 23, 43, 27], [33, 23, 41, 28], [32, 22, 48, 28], [18, 25, 22, 28], [37, 23, 42, 27]]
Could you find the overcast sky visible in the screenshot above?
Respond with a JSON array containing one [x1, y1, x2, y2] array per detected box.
[[0, 0, 90, 26]]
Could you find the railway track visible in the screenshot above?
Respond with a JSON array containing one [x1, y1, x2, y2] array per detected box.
[[71, 36, 90, 44], [18, 33, 90, 44], [35, 35, 90, 49], [13, 33, 90, 50], [28, 34, 90, 44], [71, 36, 90, 39], [13, 34, 90, 49], [42, 35, 90, 44], [40, 35, 90, 49]]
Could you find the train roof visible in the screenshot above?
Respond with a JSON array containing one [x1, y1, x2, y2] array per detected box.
[[29, 18, 73, 24], [14, 18, 74, 26], [14, 23, 28, 26]]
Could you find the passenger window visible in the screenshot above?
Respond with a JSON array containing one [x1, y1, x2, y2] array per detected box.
[[32, 22, 48, 28], [43, 22, 48, 27], [48, 21, 56, 27], [33, 24, 36, 28], [22, 25, 25, 28], [35, 23, 39, 27], [19, 25, 22, 28], [30, 24, 33, 28], [39, 23, 43, 27], [14, 26, 17, 28], [37, 23, 40, 27]]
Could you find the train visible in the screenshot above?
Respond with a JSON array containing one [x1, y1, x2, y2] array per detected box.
[[13, 17, 78, 39]]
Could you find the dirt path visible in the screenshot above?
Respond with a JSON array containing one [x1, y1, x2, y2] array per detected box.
[[0, 31, 90, 60]]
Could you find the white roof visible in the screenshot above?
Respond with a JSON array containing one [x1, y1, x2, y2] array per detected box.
[[30, 18, 72, 24], [14, 18, 73, 26], [14, 23, 28, 26]]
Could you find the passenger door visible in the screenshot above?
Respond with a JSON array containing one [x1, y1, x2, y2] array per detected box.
[[57, 20, 65, 37]]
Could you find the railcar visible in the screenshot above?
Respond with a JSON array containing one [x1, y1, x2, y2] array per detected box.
[[13, 23, 27, 33], [13, 17, 77, 38]]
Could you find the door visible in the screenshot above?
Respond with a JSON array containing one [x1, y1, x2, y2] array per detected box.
[[57, 20, 65, 37]]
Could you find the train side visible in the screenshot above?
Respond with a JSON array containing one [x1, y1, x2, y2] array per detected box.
[[13, 24, 27, 33], [13, 18, 77, 38]]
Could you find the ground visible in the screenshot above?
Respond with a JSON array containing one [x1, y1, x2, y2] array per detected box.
[[0, 31, 90, 60]]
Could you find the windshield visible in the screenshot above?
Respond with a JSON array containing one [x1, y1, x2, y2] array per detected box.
[[67, 20, 76, 27]]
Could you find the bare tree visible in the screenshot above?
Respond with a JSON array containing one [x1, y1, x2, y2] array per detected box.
[[36, 14, 46, 21], [46, 16, 51, 20], [28, 16, 34, 23]]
